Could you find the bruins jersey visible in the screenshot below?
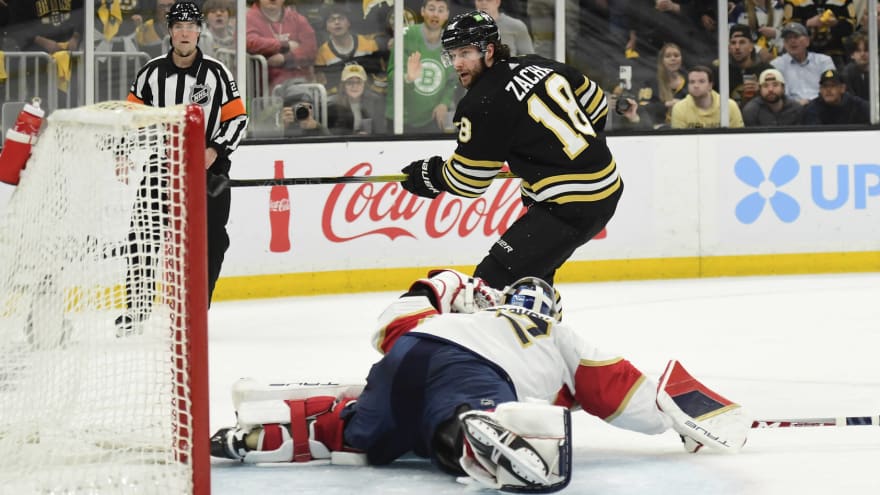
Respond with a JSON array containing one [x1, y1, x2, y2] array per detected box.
[[442, 55, 621, 207]]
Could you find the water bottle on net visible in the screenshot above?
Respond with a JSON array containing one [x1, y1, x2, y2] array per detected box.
[[0, 97, 45, 186]]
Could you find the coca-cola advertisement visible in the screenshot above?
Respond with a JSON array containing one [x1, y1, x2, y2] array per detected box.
[[321, 162, 527, 244], [219, 138, 655, 278]]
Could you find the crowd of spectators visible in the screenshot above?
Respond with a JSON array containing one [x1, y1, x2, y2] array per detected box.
[[610, 0, 874, 131], [0, 0, 876, 137]]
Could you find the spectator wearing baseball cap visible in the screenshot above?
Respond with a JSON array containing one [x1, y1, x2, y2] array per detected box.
[[327, 63, 387, 135], [780, 22, 809, 38], [801, 68, 870, 125], [770, 22, 836, 104], [741, 68, 804, 127], [728, 0, 785, 62], [782, 1, 857, 68], [726, 24, 773, 108]]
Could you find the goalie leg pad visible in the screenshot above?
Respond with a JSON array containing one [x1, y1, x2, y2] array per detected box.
[[211, 395, 358, 464], [656, 360, 751, 454], [459, 402, 572, 493], [231, 378, 364, 411]]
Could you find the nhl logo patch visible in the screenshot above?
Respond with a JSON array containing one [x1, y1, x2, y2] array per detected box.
[[190, 84, 211, 105]]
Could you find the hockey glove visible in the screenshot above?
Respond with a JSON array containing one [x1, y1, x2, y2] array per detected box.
[[410, 270, 501, 314], [409, 269, 469, 313], [400, 156, 445, 199], [452, 275, 502, 314], [656, 360, 750, 454]]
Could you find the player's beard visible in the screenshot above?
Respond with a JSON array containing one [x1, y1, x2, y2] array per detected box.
[[459, 60, 487, 89]]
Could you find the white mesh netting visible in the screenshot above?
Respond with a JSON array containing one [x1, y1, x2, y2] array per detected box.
[[0, 102, 202, 493]]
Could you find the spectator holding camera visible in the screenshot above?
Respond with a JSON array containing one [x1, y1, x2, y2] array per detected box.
[[615, 42, 690, 129], [612, 92, 652, 129], [282, 85, 330, 137]]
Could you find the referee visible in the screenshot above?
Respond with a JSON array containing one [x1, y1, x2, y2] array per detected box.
[[119, 1, 248, 334]]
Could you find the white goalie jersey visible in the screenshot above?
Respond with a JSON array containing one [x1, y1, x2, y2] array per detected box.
[[373, 295, 672, 435]]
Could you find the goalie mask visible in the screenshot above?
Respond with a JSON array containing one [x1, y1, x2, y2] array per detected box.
[[502, 277, 561, 322]]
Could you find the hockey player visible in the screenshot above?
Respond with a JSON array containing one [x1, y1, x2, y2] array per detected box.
[[211, 271, 751, 492], [399, 11, 623, 289]]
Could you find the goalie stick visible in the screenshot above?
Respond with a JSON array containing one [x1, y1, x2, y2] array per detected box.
[[751, 415, 880, 428], [227, 171, 517, 188]]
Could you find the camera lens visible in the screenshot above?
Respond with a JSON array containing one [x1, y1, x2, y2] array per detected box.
[[615, 95, 633, 114], [294, 104, 310, 121]]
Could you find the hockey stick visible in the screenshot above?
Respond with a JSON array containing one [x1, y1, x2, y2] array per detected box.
[[227, 171, 518, 188], [751, 415, 880, 428]]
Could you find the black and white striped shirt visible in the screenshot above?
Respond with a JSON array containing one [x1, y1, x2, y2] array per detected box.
[[128, 48, 248, 160]]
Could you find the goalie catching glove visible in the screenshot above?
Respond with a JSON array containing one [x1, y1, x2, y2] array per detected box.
[[400, 155, 445, 198], [410, 269, 502, 314], [458, 402, 572, 493]]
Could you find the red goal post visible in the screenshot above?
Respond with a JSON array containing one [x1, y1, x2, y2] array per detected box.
[[0, 102, 210, 494]]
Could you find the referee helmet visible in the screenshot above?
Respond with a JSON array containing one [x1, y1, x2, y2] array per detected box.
[[167, 1, 204, 27]]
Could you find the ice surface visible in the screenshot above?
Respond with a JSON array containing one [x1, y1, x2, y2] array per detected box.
[[209, 273, 880, 494]]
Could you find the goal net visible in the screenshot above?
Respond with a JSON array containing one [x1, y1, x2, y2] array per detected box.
[[0, 102, 209, 494]]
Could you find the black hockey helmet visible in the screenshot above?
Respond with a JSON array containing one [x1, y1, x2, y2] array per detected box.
[[441, 10, 499, 52], [502, 277, 562, 322], [167, 1, 204, 28]]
